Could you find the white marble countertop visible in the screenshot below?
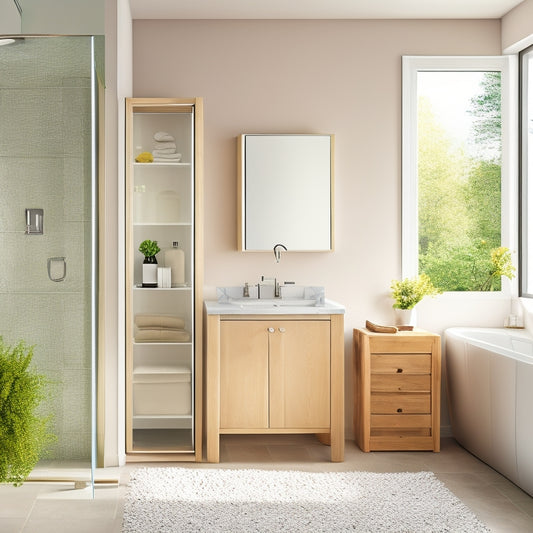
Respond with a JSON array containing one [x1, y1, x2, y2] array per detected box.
[[204, 299, 345, 315]]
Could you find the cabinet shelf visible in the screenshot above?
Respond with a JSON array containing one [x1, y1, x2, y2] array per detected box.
[[133, 365, 190, 374], [134, 414, 192, 419], [133, 222, 192, 226], [132, 341, 193, 346], [134, 162, 191, 167], [133, 285, 191, 290]]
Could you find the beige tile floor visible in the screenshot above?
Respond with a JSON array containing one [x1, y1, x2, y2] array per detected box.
[[1, 436, 532, 532]]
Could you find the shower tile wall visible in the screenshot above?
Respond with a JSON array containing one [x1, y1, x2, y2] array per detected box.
[[0, 38, 93, 461]]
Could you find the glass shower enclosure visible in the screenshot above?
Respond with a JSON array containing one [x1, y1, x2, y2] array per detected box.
[[0, 36, 98, 492]]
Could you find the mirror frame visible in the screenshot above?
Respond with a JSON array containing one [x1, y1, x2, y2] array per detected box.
[[237, 133, 335, 252]]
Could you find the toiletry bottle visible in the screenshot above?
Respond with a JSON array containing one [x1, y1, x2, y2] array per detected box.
[[164, 241, 185, 287]]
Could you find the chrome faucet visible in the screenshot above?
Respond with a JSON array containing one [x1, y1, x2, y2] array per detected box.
[[273, 243, 287, 263], [275, 279, 281, 298]]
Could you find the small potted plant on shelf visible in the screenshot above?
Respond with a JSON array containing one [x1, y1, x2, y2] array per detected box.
[[0, 337, 56, 486], [390, 273, 441, 326], [139, 239, 160, 288]]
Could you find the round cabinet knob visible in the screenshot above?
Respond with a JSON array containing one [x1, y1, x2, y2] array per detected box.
[[268, 327, 275, 333], [396, 368, 403, 373], [279, 327, 286, 333], [397, 408, 403, 413]]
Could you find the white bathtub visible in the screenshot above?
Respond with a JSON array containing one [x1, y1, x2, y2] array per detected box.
[[445, 327, 533, 496]]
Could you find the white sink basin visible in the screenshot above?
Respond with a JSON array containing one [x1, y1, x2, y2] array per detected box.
[[228, 298, 318, 307]]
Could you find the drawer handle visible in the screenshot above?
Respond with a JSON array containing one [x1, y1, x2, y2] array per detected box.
[[396, 368, 403, 373], [397, 408, 403, 413], [268, 327, 275, 333]]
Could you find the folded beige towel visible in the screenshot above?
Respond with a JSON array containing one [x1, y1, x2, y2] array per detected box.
[[135, 314, 185, 329], [135, 328, 191, 343]]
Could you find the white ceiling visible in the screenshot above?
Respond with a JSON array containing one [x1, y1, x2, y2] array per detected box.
[[129, 0, 525, 21]]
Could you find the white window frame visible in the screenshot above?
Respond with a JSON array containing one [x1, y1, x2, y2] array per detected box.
[[520, 46, 533, 298], [402, 55, 518, 297]]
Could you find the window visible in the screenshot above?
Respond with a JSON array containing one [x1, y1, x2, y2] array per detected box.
[[402, 56, 515, 293], [520, 46, 533, 298]]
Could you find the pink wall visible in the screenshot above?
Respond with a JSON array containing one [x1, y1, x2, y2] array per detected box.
[[132, 19, 501, 435]]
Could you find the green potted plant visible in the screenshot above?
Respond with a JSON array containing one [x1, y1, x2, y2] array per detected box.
[[390, 273, 441, 326], [0, 337, 56, 486], [139, 239, 160, 287]]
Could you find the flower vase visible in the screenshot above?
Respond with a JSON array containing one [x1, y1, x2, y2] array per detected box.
[[142, 256, 158, 288], [395, 307, 417, 327]]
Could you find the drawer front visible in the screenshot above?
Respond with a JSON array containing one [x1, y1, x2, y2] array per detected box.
[[371, 393, 430, 414], [371, 354, 431, 374], [371, 374, 430, 392], [369, 336, 436, 354], [371, 414, 432, 429]]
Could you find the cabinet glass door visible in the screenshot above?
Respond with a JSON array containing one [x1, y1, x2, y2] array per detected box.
[[125, 99, 202, 459]]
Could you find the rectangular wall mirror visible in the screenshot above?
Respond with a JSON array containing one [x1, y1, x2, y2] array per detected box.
[[238, 134, 334, 252]]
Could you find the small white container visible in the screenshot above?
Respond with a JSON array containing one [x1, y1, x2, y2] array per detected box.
[[133, 366, 191, 415]]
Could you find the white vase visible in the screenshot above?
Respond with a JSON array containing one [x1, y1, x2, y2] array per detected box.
[[164, 241, 185, 287], [395, 307, 417, 327]]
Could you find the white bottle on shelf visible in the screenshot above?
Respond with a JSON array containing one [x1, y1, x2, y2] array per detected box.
[[164, 241, 185, 287]]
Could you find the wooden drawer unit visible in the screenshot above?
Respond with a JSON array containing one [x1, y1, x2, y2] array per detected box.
[[353, 328, 441, 452]]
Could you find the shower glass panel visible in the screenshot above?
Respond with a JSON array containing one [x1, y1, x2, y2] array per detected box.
[[0, 36, 97, 493]]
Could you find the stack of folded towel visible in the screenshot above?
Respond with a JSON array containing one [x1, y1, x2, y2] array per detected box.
[[152, 131, 182, 162], [134, 314, 191, 343]]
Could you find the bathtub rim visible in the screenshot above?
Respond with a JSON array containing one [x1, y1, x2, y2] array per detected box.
[[444, 327, 533, 364]]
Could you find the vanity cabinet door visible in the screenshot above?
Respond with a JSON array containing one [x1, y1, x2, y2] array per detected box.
[[220, 321, 269, 429], [269, 320, 330, 429]]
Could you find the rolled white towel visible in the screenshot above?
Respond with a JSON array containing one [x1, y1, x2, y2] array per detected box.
[[153, 141, 177, 150], [154, 131, 174, 142]]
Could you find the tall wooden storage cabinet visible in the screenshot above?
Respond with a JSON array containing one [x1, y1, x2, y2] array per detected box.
[[125, 98, 203, 462]]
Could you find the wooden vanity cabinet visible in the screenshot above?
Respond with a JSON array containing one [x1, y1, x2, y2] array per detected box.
[[205, 313, 344, 462], [353, 328, 441, 452]]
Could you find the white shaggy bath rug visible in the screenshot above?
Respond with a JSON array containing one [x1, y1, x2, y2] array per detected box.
[[122, 468, 490, 533]]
